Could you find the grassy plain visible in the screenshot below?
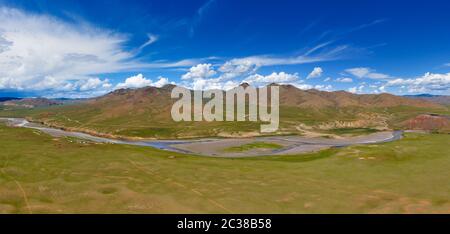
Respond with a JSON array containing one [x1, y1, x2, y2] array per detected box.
[[0, 123, 449, 213]]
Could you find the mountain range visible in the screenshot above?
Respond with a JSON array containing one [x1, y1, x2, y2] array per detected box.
[[403, 94, 450, 105], [5, 84, 443, 139]]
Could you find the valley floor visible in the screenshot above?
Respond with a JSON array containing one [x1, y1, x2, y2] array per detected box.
[[0, 123, 449, 213], [0, 117, 402, 157]]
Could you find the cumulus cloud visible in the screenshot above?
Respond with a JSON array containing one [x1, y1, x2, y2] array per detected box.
[[306, 67, 323, 79], [243, 72, 299, 85], [181, 63, 216, 80], [178, 64, 302, 90], [345, 67, 390, 79], [292, 83, 333, 91], [218, 58, 259, 80], [115, 74, 172, 89], [116, 74, 152, 89], [190, 79, 238, 90], [293, 84, 313, 90], [179, 63, 252, 90], [152, 76, 170, 87], [313, 84, 333, 91], [385, 72, 450, 93], [79, 78, 112, 91], [179, 63, 247, 90], [0, 77, 114, 98]]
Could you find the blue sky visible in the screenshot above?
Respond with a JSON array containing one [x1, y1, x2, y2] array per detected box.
[[0, 0, 449, 97]]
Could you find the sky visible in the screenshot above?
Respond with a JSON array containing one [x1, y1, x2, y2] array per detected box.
[[0, 0, 449, 98]]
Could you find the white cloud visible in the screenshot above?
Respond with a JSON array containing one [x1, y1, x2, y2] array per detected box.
[[346, 67, 370, 78], [0, 76, 113, 98], [116, 74, 152, 89], [306, 67, 323, 79], [386, 72, 450, 93], [292, 82, 314, 90], [293, 83, 313, 90], [79, 78, 112, 91], [345, 67, 390, 79], [137, 33, 158, 52], [314, 84, 333, 91], [348, 85, 365, 93], [184, 78, 238, 91], [218, 58, 259, 80], [27, 77, 111, 92], [152, 76, 170, 87], [336, 77, 353, 83], [181, 63, 216, 80], [323, 77, 331, 82], [115, 74, 172, 89], [0, 8, 144, 89], [243, 72, 299, 85], [291, 83, 332, 91], [367, 84, 387, 94], [180, 69, 300, 91]]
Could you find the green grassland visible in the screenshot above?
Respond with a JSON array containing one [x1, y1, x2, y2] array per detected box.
[[223, 142, 283, 152], [0, 105, 42, 118], [10, 104, 265, 139], [0, 123, 449, 213]]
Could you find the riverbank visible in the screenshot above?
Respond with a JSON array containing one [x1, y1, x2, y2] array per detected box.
[[1, 118, 402, 157]]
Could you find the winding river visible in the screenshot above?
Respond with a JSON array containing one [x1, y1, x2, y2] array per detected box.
[[0, 118, 403, 157]]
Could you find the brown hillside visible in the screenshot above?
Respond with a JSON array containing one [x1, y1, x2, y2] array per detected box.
[[62, 83, 445, 119], [87, 85, 175, 121], [87, 84, 442, 112], [403, 114, 450, 132], [276, 84, 442, 108]]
